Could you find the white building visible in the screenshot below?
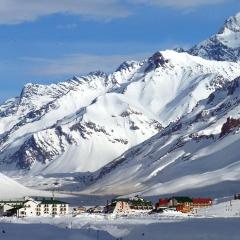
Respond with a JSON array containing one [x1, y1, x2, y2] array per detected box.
[[0, 204, 14, 216], [0, 198, 35, 217], [105, 200, 131, 215], [15, 199, 40, 218], [36, 198, 69, 216], [1, 197, 69, 217]]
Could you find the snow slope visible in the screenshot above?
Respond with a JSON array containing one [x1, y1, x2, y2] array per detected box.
[[1, 211, 240, 240], [82, 76, 240, 196], [2, 12, 240, 198], [0, 173, 45, 199], [1, 51, 240, 176]]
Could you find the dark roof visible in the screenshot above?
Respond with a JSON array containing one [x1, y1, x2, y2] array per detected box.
[[40, 199, 68, 205], [112, 198, 152, 206], [171, 197, 193, 203], [112, 198, 129, 203], [0, 200, 26, 204], [6, 206, 23, 213]]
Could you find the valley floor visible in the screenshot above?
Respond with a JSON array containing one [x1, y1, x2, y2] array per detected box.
[[1, 202, 240, 240], [0, 216, 240, 240]]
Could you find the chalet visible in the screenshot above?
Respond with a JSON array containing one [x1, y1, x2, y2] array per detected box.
[[192, 198, 213, 208], [104, 200, 131, 215]]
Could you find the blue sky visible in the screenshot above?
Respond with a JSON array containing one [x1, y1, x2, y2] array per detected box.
[[0, 0, 240, 103]]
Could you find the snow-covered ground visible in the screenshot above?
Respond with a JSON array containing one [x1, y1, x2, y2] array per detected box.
[[1, 202, 240, 240], [1, 219, 239, 240], [0, 173, 71, 200]]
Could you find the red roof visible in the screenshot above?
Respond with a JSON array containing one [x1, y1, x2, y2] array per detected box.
[[159, 199, 169, 205], [192, 198, 212, 204]]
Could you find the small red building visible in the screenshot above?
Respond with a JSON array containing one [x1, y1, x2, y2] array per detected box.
[[155, 198, 169, 209], [192, 198, 213, 208]]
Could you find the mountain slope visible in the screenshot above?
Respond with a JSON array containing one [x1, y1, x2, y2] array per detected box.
[[1, 51, 240, 176], [0, 173, 43, 199], [82, 76, 240, 197], [188, 12, 240, 61]]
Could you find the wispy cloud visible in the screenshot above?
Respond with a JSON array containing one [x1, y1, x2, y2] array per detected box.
[[0, 0, 131, 25], [21, 52, 150, 77], [129, 0, 227, 8], [0, 0, 229, 25]]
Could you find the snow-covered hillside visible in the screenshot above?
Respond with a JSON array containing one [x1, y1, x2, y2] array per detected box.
[[2, 50, 240, 176], [0, 173, 46, 199], [188, 12, 240, 61], [2, 12, 240, 198], [82, 75, 240, 196]]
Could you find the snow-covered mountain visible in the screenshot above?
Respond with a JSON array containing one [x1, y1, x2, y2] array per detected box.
[[82, 75, 240, 197], [2, 12, 240, 198], [1, 51, 240, 178], [188, 12, 240, 61]]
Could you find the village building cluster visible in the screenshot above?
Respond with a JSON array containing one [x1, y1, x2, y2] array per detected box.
[[155, 196, 213, 213], [2, 194, 240, 218]]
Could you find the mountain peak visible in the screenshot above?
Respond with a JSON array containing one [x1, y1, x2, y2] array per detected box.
[[220, 12, 240, 33], [115, 60, 140, 72], [188, 12, 240, 62]]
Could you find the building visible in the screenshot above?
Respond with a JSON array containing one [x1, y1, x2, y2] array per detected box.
[[1, 197, 69, 217], [105, 196, 153, 213], [155, 198, 169, 209], [128, 196, 153, 211], [168, 197, 193, 213], [0, 199, 28, 208], [0, 198, 38, 217], [0, 204, 15, 216], [73, 206, 86, 215], [192, 198, 213, 208], [36, 198, 69, 216], [87, 206, 103, 214], [234, 193, 240, 200], [6, 199, 39, 218], [104, 200, 131, 215]]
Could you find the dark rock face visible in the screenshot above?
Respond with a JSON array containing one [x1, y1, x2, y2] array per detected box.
[[13, 136, 49, 169], [188, 39, 239, 62], [227, 77, 240, 95], [145, 52, 169, 73], [185, 13, 240, 62], [116, 61, 138, 72], [220, 117, 240, 137]]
